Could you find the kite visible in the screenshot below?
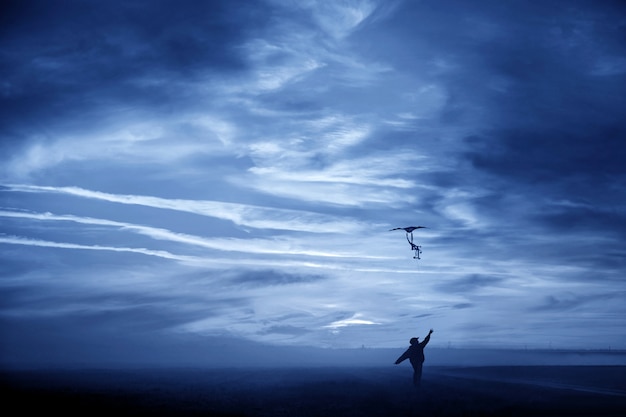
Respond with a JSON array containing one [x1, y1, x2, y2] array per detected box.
[[390, 226, 427, 259]]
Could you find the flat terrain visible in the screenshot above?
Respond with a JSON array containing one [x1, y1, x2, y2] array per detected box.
[[2, 366, 625, 416]]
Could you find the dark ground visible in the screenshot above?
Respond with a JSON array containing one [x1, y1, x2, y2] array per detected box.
[[2, 366, 625, 416]]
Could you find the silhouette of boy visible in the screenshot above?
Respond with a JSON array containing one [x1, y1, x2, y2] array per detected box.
[[394, 329, 433, 386]]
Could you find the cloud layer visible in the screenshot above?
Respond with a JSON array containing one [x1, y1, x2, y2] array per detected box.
[[1, 0, 625, 365]]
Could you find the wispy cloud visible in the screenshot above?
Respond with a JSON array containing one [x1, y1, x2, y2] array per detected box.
[[300, 0, 380, 40], [0, 234, 189, 261], [324, 313, 381, 330], [0, 209, 375, 259], [3, 184, 367, 233]]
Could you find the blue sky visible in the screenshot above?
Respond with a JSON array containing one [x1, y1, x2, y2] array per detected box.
[[1, 0, 625, 365]]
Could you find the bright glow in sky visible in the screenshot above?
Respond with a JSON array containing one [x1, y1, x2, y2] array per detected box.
[[1, 0, 625, 366]]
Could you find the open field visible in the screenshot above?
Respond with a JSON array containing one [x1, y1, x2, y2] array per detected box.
[[2, 366, 625, 416]]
